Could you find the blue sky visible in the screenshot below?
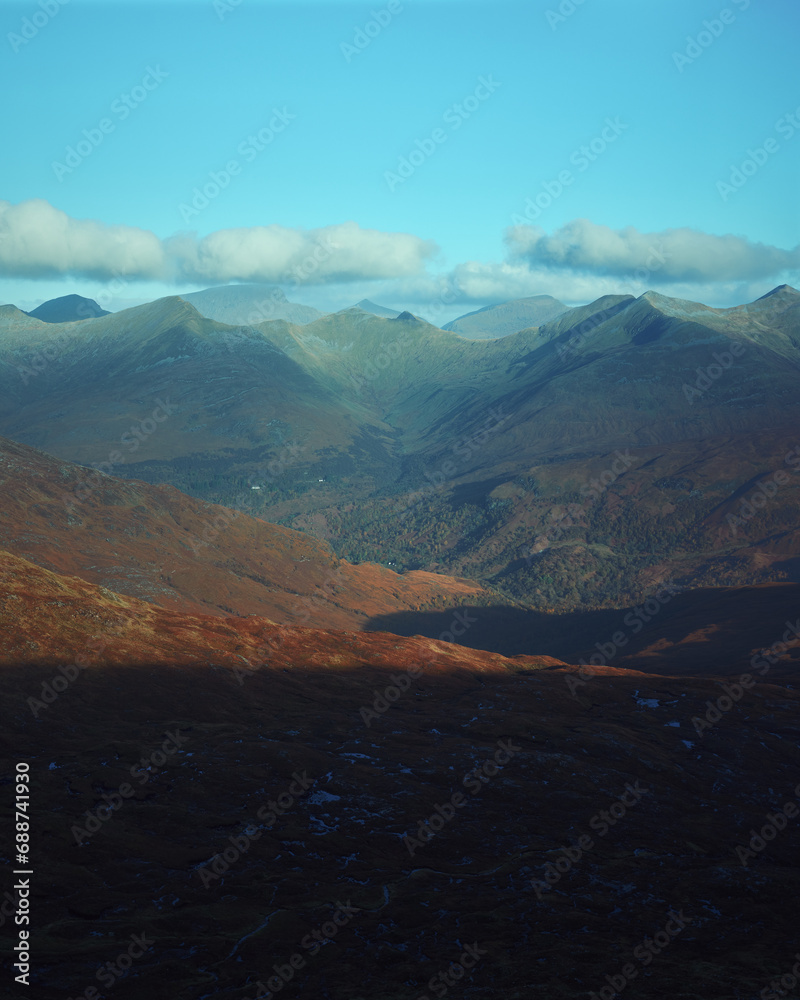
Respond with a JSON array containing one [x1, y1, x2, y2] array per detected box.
[[1, 0, 797, 320]]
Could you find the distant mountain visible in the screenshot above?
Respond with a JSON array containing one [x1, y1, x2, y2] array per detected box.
[[26, 293, 109, 323], [2, 285, 800, 610], [443, 294, 568, 338], [352, 298, 401, 318], [181, 283, 324, 326]]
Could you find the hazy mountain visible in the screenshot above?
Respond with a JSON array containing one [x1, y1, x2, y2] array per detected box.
[[443, 294, 568, 338], [2, 285, 799, 610], [180, 283, 324, 326], [351, 298, 401, 318], [26, 293, 109, 323]]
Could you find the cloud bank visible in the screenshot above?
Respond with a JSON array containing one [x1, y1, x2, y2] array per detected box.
[[0, 199, 166, 281], [0, 200, 437, 285], [1, 202, 796, 313], [506, 219, 800, 284]]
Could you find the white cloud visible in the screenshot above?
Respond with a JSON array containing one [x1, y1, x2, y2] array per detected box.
[[0, 200, 437, 286], [169, 221, 437, 284], [1, 202, 796, 317], [0, 199, 166, 281], [507, 219, 800, 284]]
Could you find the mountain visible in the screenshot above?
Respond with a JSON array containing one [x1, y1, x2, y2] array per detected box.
[[180, 283, 324, 326], [0, 294, 389, 471], [3, 431, 799, 675], [1, 549, 797, 1000], [0, 547, 538, 672], [443, 294, 568, 338], [0, 433, 496, 628], [2, 286, 800, 611], [26, 293, 109, 323], [351, 298, 401, 318]]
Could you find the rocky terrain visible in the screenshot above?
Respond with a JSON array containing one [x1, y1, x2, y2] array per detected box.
[[1, 553, 798, 999]]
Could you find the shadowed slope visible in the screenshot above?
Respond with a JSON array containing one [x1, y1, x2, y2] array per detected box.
[[0, 551, 797, 1000]]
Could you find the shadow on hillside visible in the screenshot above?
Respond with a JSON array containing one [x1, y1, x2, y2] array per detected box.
[[364, 582, 800, 677]]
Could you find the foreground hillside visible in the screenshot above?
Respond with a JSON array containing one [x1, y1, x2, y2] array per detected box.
[[0, 549, 541, 674], [5, 432, 800, 673], [367, 580, 800, 679], [0, 435, 494, 628], [0, 553, 797, 999]]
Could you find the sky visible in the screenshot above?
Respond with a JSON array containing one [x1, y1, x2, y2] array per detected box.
[[0, 0, 798, 322]]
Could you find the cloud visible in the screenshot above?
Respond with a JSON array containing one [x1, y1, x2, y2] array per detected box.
[[169, 221, 437, 285], [2, 202, 795, 315], [0, 200, 437, 285], [0, 199, 166, 281], [386, 260, 671, 310], [446, 261, 624, 304], [506, 219, 800, 284]]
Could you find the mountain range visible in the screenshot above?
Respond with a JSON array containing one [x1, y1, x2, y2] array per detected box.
[[2, 283, 799, 612], [1, 281, 799, 1000]]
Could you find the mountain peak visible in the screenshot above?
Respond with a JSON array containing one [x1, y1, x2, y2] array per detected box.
[[354, 299, 401, 318], [27, 293, 109, 323], [179, 284, 322, 327], [444, 295, 568, 338], [757, 283, 799, 300]]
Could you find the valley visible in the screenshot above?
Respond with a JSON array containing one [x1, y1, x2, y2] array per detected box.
[[1, 282, 798, 1000], [3, 10, 796, 998], [2, 285, 799, 613]]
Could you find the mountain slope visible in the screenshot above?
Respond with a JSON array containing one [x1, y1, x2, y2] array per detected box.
[[0, 434, 496, 627], [0, 548, 539, 672], [2, 286, 800, 610], [181, 283, 324, 326], [1, 550, 797, 1000], [27, 293, 109, 323], [443, 294, 568, 338], [351, 298, 401, 318]]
